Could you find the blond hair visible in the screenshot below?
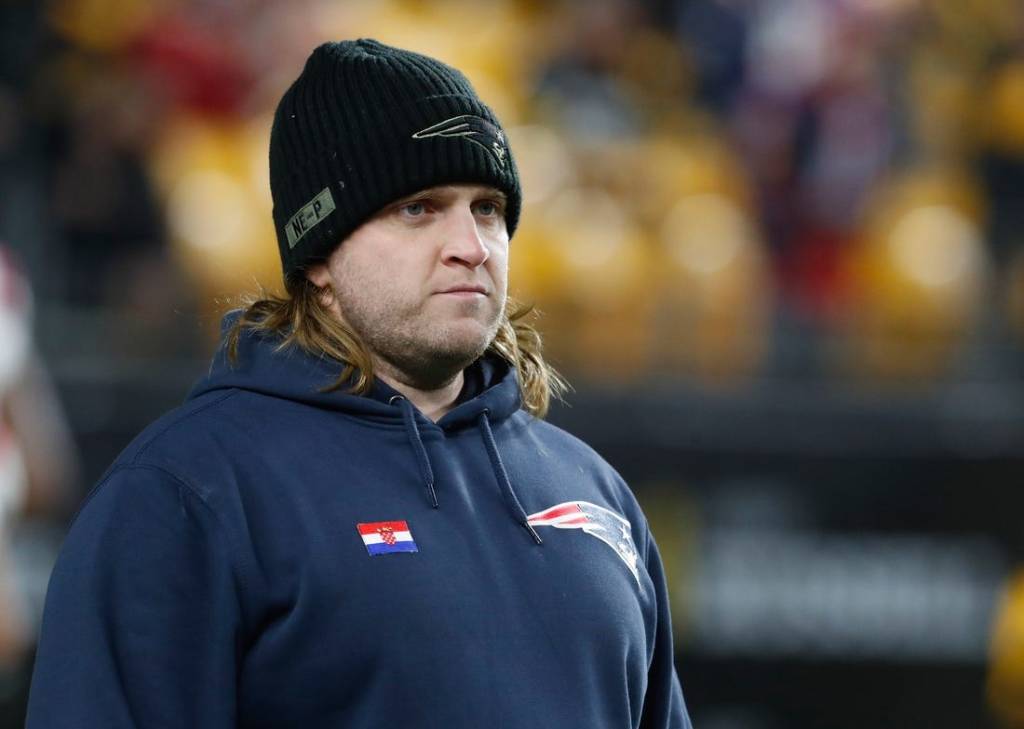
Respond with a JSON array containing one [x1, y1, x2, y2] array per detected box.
[[225, 277, 567, 419]]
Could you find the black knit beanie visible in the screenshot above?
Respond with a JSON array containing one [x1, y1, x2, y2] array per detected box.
[[269, 39, 522, 281]]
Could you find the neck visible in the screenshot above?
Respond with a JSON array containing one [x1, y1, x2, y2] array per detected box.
[[375, 361, 464, 423]]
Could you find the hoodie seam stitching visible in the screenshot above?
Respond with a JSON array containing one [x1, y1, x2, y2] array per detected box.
[[92, 462, 255, 629], [131, 390, 239, 462]]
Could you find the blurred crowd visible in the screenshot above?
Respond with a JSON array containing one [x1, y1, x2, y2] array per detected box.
[[2, 0, 1024, 382], [1, 0, 1023, 726]]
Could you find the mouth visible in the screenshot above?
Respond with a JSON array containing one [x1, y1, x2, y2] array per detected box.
[[436, 285, 488, 297]]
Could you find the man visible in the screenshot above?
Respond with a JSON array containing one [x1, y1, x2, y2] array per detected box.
[[27, 39, 692, 728]]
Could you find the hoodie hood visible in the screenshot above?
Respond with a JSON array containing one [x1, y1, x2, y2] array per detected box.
[[187, 311, 522, 432], [187, 312, 539, 540]]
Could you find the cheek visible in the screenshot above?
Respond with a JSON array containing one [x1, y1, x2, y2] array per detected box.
[[488, 241, 510, 284], [333, 246, 385, 290], [331, 258, 382, 315], [493, 261, 509, 295], [333, 253, 428, 324]]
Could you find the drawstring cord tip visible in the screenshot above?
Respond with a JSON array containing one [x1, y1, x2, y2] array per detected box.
[[525, 522, 543, 545], [478, 410, 544, 547]]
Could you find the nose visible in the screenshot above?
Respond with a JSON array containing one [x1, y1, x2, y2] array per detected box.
[[441, 207, 489, 269]]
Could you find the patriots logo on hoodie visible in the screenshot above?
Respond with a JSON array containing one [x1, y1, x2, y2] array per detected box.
[[527, 501, 640, 584], [411, 114, 507, 168]]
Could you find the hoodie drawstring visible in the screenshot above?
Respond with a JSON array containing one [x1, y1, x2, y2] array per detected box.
[[391, 396, 439, 508], [389, 397, 541, 545], [477, 412, 543, 545]]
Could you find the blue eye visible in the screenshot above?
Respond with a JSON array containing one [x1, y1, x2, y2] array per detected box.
[[402, 202, 427, 216], [476, 201, 499, 216]]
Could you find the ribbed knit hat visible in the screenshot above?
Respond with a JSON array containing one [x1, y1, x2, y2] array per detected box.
[[270, 39, 521, 281]]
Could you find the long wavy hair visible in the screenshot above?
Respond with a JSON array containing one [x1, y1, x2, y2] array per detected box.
[[225, 276, 567, 418]]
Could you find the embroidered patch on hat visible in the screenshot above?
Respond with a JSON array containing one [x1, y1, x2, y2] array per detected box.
[[527, 501, 640, 584], [357, 520, 418, 556], [285, 186, 336, 249], [412, 114, 507, 168]]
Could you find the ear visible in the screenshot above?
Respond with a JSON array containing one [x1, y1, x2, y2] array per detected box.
[[304, 262, 338, 311], [305, 262, 332, 289]]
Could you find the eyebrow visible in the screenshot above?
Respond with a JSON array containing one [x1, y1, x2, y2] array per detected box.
[[395, 185, 507, 203]]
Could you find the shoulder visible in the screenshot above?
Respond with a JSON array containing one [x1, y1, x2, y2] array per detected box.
[[59, 391, 240, 535], [511, 410, 597, 454], [62, 389, 263, 590], [98, 385, 302, 510], [512, 411, 621, 477], [111, 389, 239, 479]]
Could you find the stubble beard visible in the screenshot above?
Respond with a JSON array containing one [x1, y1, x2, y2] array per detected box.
[[337, 286, 505, 391]]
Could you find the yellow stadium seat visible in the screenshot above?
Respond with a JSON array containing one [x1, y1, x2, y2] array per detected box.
[[844, 169, 991, 380]]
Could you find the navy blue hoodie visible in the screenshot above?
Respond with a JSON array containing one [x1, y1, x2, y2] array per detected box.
[[27, 318, 692, 728]]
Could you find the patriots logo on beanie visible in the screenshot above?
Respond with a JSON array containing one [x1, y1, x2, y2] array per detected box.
[[412, 115, 508, 168]]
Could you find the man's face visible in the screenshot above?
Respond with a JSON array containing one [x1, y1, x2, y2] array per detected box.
[[307, 184, 510, 389]]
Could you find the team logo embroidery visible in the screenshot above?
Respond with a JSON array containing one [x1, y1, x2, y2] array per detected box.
[[527, 502, 640, 584], [357, 520, 418, 556], [412, 115, 508, 168]]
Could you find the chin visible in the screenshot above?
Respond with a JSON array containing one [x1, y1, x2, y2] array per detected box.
[[423, 324, 493, 367], [453, 318, 500, 348], [396, 338, 489, 390], [433, 335, 490, 365]]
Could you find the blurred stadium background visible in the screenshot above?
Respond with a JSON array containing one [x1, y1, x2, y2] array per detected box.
[[1, 0, 1023, 727]]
